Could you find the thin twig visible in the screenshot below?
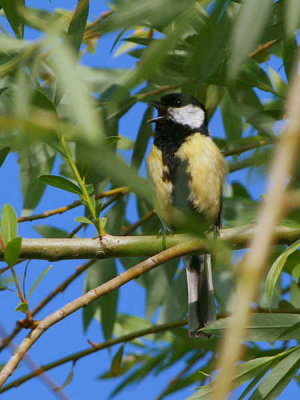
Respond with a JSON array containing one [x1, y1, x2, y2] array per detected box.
[[249, 38, 281, 58], [18, 187, 129, 223], [122, 209, 156, 235], [0, 240, 202, 387], [0, 320, 186, 393], [223, 138, 272, 157], [2, 306, 300, 393], [212, 67, 300, 400], [0, 324, 69, 400]]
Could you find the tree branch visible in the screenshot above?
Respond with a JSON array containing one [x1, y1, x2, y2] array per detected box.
[[0, 320, 186, 393], [0, 240, 202, 387], [0, 224, 299, 261], [18, 187, 129, 223]]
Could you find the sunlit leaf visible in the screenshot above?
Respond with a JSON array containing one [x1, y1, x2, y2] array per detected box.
[[74, 216, 93, 225], [4, 236, 22, 266], [16, 301, 29, 313], [1, 203, 18, 245], [229, 0, 273, 79], [200, 313, 300, 342]]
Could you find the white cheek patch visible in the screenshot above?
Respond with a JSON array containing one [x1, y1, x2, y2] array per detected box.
[[168, 105, 205, 129]]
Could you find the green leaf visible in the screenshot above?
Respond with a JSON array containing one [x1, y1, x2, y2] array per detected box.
[[292, 264, 300, 280], [83, 258, 119, 339], [39, 174, 82, 195], [229, 0, 273, 79], [200, 313, 300, 342], [1, 203, 18, 245], [27, 265, 53, 298], [33, 225, 69, 238], [249, 346, 300, 400], [1, 0, 25, 38], [74, 216, 93, 225], [67, 0, 89, 54], [111, 345, 125, 377], [159, 268, 187, 324], [0, 147, 10, 167], [19, 143, 56, 215], [265, 239, 300, 306], [284, 0, 300, 34], [187, 350, 288, 400], [16, 301, 29, 313], [104, 135, 134, 150], [4, 236, 22, 266], [220, 91, 243, 141], [46, 33, 105, 143], [130, 106, 152, 170]]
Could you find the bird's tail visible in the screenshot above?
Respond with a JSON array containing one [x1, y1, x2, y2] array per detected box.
[[184, 254, 216, 338]]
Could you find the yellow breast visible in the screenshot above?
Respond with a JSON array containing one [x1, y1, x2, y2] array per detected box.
[[147, 133, 227, 226], [175, 133, 227, 223]]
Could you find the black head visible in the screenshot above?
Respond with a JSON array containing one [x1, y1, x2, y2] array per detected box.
[[149, 93, 208, 132]]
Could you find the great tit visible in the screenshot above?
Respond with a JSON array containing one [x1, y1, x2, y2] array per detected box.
[[147, 93, 227, 338]]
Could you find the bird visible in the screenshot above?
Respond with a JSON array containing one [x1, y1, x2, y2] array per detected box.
[[147, 92, 227, 338]]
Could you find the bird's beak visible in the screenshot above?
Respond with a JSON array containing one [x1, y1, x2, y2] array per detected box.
[[147, 101, 167, 123]]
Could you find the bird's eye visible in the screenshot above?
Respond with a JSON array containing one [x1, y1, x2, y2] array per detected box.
[[175, 100, 181, 106]]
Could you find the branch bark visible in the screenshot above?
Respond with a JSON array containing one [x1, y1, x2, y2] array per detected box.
[[0, 240, 202, 387], [0, 224, 299, 261], [0, 320, 186, 393]]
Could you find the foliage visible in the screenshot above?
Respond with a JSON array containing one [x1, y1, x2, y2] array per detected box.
[[0, 0, 300, 399]]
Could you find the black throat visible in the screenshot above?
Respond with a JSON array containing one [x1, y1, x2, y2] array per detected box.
[[153, 119, 208, 183]]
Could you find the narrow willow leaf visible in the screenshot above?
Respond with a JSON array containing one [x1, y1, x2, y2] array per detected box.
[[0, 147, 10, 167], [4, 236, 22, 266], [39, 174, 82, 195], [111, 345, 125, 377], [130, 105, 152, 170], [220, 91, 243, 141], [1, 0, 25, 38], [229, 0, 273, 79], [249, 346, 300, 400], [0, 36, 28, 53], [34, 225, 69, 238], [28, 265, 53, 298], [74, 216, 93, 224], [16, 301, 29, 313], [1, 203, 18, 245], [83, 258, 118, 339], [265, 239, 300, 306], [19, 143, 56, 216], [56, 362, 75, 390], [200, 313, 300, 342], [285, 0, 300, 34], [67, 0, 89, 54], [46, 34, 105, 142], [188, 351, 289, 400]]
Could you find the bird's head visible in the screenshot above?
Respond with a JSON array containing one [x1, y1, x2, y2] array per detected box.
[[148, 93, 207, 132]]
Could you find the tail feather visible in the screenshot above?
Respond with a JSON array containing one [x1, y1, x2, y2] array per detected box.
[[184, 254, 216, 338]]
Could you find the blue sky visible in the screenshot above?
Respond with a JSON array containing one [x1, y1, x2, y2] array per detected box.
[[0, 1, 299, 399]]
